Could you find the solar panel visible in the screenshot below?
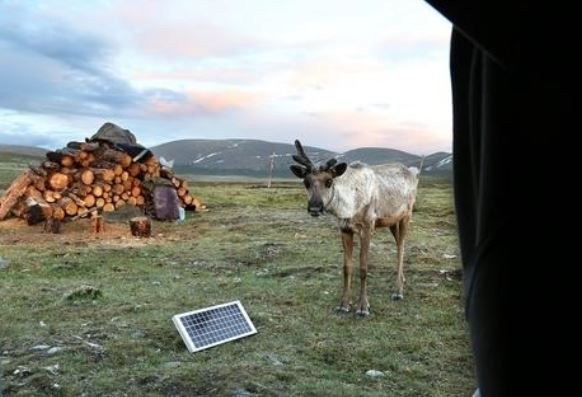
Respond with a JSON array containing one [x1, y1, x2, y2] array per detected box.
[[172, 300, 257, 352]]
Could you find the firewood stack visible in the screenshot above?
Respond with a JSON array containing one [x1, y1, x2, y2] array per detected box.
[[0, 140, 201, 224]]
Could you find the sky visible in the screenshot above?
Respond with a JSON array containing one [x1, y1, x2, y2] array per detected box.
[[0, 0, 452, 155]]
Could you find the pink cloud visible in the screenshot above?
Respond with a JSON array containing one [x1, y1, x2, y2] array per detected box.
[[146, 89, 264, 117], [131, 67, 260, 85], [310, 111, 450, 155]]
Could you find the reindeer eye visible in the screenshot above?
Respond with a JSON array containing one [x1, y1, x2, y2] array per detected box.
[[325, 179, 333, 188], [303, 179, 311, 188]]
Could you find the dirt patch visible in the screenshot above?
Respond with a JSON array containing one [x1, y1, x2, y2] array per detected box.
[[0, 217, 200, 247]]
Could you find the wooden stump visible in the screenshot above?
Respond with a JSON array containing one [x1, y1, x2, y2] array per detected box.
[[44, 217, 61, 234], [90, 214, 104, 233], [129, 216, 151, 237]]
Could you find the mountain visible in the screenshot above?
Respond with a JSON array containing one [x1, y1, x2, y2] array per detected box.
[[0, 144, 47, 158], [150, 139, 452, 177], [0, 140, 452, 177]]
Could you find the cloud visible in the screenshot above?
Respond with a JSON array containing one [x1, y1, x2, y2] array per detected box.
[[0, 5, 142, 117]]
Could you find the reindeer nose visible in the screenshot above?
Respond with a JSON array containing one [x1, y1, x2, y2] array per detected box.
[[308, 204, 324, 216]]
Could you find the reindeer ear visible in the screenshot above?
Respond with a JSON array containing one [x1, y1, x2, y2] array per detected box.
[[330, 162, 347, 178], [290, 165, 309, 178]]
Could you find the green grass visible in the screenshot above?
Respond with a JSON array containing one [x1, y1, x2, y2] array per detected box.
[[0, 153, 42, 190], [0, 176, 474, 396]]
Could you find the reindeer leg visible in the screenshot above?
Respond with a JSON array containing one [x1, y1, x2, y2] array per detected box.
[[337, 229, 354, 313], [356, 227, 371, 316], [392, 218, 409, 301]]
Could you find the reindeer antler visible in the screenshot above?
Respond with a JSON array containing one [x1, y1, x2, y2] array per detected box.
[[321, 158, 338, 171], [293, 140, 314, 170]]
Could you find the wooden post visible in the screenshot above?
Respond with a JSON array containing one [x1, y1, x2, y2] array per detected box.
[[267, 152, 275, 188], [44, 217, 61, 233], [90, 213, 104, 233], [129, 216, 151, 237]]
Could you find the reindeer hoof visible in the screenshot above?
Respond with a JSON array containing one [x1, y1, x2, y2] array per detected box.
[[335, 305, 351, 314], [391, 293, 404, 301], [355, 309, 370, 317]]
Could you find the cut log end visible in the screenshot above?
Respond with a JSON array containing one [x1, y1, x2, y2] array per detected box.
[[129, 216, 151, 237]]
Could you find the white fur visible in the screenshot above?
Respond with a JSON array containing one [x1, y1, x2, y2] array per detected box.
[[325, 162, 419, 231]]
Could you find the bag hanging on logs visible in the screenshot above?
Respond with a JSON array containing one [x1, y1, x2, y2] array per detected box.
[[153, 185, 180, 221]]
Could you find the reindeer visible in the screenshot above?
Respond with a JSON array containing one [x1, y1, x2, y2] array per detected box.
[[290, 140, 420, 316]]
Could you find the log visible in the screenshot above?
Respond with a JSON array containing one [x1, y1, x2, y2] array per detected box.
[[61, 155, 75, 167], [136, 195, 145, 206], [182, 194, 193, 206], [122, 179, 133, 190], [0, 170, 33, 220], [102, 203, 115, 212], [160, 168, 174, 179], [34, 177, 46, 192], [131, 186, 141, 197], [45, 152, 63, 164], [112, 183, 125, 195], [92, 184, 104, 197], [52, 207, 65, 221], [59, 197, 78, 216], [129, 216, 151, 237], [177, 187, 187, 197], [44, 190, 57, 203], [80, 142, 101, 152], [95, 197, 105, 208], [26, 187, 51, 212], [66, 192, 86, 207], [93, 168, 115, 183], [192, 197, 203, 210], [66, 141, 84, 150], [80, 169, 95, 185], [127, 196, 137, 206], [102, 149, 132, 168], [115, 199, 126, 209], [10, 201, 28, 218], [113, 164, 123, 176], [70, 183, 92, 197], [42, 160, 61, 171], [75, 207, 89, 219], [128, 163, 141, 177], [29, 166, 48, 177], [84, 194, 96, 207], [48, 172, 69, 191]]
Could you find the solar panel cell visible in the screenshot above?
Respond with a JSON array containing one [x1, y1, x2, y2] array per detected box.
[[172, 301, 257, 352]]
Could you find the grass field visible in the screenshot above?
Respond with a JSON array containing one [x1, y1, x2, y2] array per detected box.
[[0, 173, 474, 396]]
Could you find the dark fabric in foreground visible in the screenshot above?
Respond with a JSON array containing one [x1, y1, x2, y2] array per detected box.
[[425, 1, 580, 395]]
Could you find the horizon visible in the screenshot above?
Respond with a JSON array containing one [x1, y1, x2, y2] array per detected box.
[[0, 1, 452, 155], [0, 135, 450, 157]]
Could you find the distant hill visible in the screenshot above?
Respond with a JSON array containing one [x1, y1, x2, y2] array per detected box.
[[0, 144, 47, 158], [150, 139, 452, 177], [0, 140, 452, 178]]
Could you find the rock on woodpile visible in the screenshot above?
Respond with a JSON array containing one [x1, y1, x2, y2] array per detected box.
[[0, 122, 203, 224]]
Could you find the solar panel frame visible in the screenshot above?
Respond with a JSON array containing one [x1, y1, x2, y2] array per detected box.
[[172, 300, 257, 353]]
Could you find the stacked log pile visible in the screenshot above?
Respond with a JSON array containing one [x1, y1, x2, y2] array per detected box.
[[0, 140, 202, 224]]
